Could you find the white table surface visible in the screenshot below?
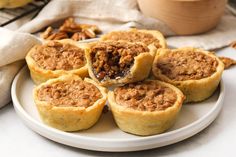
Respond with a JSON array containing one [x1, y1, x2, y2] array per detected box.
[[0, 47, 236, 157]]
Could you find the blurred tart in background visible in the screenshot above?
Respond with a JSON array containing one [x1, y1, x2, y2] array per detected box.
[[101, 29, 167, 50], [0, 0, 32, 8]]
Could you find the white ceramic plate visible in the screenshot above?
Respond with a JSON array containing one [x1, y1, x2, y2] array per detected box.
[[11, 66, 225, 152]]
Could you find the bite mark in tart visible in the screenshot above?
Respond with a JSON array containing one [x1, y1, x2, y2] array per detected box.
[[33, 75, 107, 131], [26, 39, 88, 84], [152, 47, 224, 102], [101, 29, 167, 50], [85, 41, 155, 86], [108, 80, 185, 136]]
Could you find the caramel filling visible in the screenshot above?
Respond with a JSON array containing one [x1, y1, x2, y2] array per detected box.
[[37, 80, 102, 107], [156, 51, 218, 81], [103, 31, 161, 48], [90, 41, 149, 81], [31, 41, 86, 70], [114, 81, 177, 112]]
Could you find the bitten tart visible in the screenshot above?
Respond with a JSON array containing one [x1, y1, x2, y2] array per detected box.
[[33, 75, 107, 131], [152, 47, 224, 103], [108, 80, 185, 136], [85, 40, 155, 86], [101, 28, 167, 50], [26, 39, 88, 84]]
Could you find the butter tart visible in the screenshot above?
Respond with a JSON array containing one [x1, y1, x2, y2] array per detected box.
[[33, 75, 107, 131], [108, 80, 185, 136], [85, 40, 155, 86], [101, 28, 167, 50], [26, 39, 88, 84], [152, 47, 224, 102]]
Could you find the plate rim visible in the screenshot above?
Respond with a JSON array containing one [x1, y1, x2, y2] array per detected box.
[[11, 66, 225, 152]]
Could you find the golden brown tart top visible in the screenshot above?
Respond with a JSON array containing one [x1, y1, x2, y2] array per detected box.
[[155, 50, 218, 81], [37, 79, 102, 108], [90, 41, 149, 81], [114, 81, 177, 112], [102, 31, 161, 48], [31, 41, 86, 71]]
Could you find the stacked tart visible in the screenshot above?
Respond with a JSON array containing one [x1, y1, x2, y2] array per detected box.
[[152, 47, 224, 102], [33, 75, 107, 131], [26, 39, 88, 84]]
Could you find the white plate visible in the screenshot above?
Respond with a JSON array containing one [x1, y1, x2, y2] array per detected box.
[[11, 66, 225, 152]]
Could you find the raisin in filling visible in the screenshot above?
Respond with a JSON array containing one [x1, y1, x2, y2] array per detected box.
[[90, 41, 149, 81]]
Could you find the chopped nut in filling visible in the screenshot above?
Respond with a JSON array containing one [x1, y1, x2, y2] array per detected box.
[[37, 80, 102, 107], [114, 81, 177, 112], [90, 41, 149, 80], [103, 31, 161, 48], [156, 51, 218, 81], [31, 41, 86, 70]]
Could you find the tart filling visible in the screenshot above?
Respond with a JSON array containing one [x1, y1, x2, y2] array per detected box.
[[26, 39, 88, 84], [156, 50, 218, 81], [31, 41, 86, 71], [37, 79, 102, 108], [90, 41, 149, 81], [102, 31, 161, 48], [114, 81, 177, 112], [152, 48, 224, 102]]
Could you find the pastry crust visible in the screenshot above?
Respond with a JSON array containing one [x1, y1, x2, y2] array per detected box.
[[85, 41, 155, 86], [101, 28, 167, 50], [33, 75, 107, 131], [108, 80, 185, 136], [152, 47, 224, 103], [26, 39, 88, 84]]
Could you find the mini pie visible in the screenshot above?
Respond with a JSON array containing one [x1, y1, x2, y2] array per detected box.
[[108, 80, 185, 136], [25, 39, 88, 84], [101, 28, 167, 50], [152, 47, 224, 103], [85, 40, 155, 86], [33, 74, 107, 131]]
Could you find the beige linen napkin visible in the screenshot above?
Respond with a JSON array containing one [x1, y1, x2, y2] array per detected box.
[[0, 28, 41, 108]]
